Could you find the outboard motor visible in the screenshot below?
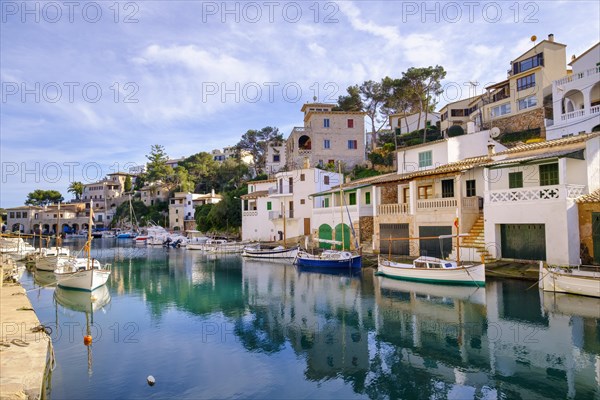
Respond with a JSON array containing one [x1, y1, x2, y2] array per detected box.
[[162, 237, 172, 247], [172, 239, 183, 248]]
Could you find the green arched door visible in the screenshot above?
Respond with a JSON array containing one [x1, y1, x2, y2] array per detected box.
[[334, 223, 351, 250], [318, 224, 333, 249]]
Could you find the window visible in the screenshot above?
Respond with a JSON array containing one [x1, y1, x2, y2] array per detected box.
[[517, 73, 535, 91], [518, 95, 537, 110], [539, 163, 559, 186], [418, 151, 432, 168], [466, 180, 476, 197], [175, 209, 178, 214], [22, 212, 27, 218], [403, 187, 410, 204], [323, 197, 330, 208], [441, 179, 454, 198], [365, 192, 371, 205], [324, 176, 330, 185], [324, 139, 330, 149], [491, 103, 511, 117], [349, 192, 357, 205], [300, 199, 305, 205], [418, 185, 433, 199], [513, 53, 543, 74], [508, 172, 523, 188], [347, 119, 354, 128], [9, 212, 14, 218], [16, 212, 21, 218], [324, 118, 330, 128], [348, 140, 358, 149], [300, 174, 305, 181], [273, 154, 280, 162], [267, 201, 272, 211]]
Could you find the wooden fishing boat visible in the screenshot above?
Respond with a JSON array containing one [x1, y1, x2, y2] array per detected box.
[[242, 244, 299, 259], [377, 256, 485, 286], [539, 261, 600, 298]]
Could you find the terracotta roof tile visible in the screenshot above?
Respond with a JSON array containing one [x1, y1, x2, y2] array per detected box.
[[576, 188, 600, 204]]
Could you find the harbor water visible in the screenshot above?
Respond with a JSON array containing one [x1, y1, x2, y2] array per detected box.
[[22, 240, 600, 399]]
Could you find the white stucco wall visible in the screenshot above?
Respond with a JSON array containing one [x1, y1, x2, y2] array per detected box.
[[586, 136, 600, 192]]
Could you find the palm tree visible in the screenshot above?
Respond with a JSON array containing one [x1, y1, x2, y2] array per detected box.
[[68, 181, 84, 200]]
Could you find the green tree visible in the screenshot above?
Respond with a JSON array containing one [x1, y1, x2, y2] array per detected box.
[[235, 127, 282, 175], [359, 80, 390, 150], [145, 144, 173, 182], [179, 152, 219, 193], [335, 85, 363, 111], [124, 175, 132, 192], [67, 181, 84, 200], [167, 166, 194, 193], [25, 190, 64, 206], [194, 203, 214, 232], [213, 158, 250, 192]]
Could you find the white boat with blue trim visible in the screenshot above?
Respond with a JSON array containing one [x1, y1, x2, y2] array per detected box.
[[377, 256, 485, 286]]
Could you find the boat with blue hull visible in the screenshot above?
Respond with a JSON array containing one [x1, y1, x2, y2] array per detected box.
[[295, 250, 362, 269]]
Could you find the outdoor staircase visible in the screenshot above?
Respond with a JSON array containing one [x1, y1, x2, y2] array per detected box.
[[450, 215, 495, 262]]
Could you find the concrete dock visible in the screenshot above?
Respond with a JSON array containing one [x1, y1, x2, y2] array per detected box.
[[1, 260, 52, 400]]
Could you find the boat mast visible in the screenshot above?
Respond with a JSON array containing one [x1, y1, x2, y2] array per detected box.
[[87, 200, 93, 270], [56, 202, 61, 251], [282, 201, 287, 247], [338, 162, 344, 251]]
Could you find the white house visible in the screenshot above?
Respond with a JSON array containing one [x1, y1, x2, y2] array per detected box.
[[483, 132, 600, 265], [169, 191, 223, 231], [265, 142, 286, 175], [546, 42, 600, 139], [241, 167, 342, 242], [390, 112, 441, 135]]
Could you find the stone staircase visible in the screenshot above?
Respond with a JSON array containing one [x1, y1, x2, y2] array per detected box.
[[450, 215, 495, 262]]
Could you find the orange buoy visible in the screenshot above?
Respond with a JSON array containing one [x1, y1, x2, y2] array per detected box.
[[83, 335, 92, 346]]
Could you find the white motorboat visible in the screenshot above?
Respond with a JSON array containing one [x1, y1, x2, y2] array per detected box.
[[35, 246, 72, 271], [377, 256, 485, 286], [539, 261, 600, 298]]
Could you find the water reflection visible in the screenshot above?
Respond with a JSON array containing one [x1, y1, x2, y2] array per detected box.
[[21, 243, 600, 399]]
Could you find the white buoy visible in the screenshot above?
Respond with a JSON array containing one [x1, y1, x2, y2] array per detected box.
[[147, 375, 155, 386]]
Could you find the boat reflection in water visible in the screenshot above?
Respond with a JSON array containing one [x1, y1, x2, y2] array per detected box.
[[54, 286, 112, 376], [33, 270, 57, 288]]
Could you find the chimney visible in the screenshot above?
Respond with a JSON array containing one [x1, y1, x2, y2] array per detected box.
[[571, 54, 576, 62], [548, 33, 554, 42], [487, 142, 496, 157], [345, 176, 351, 184]]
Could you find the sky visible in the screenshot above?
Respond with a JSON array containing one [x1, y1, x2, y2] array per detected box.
[[1, 0, 599, 208]]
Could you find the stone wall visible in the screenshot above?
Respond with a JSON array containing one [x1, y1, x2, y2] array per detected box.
[[578, 203, 600, 264], [379, 183, 398, 204], [359, 216, 373, 245], [483, 108, 545, 136]]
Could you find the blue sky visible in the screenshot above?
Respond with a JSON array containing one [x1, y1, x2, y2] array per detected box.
[[1, 1, 599, 207]]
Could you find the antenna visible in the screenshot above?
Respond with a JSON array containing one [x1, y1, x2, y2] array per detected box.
[[490, 127, 501, 139]]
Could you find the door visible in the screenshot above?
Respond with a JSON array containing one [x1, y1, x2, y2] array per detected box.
[[379, 224, 409, 256], [304, 218, 311, 236], [593, 213, 600, 264], [501, 224, 546, 261], [419, 226, 452, 259], [318, 224, 332, 249]]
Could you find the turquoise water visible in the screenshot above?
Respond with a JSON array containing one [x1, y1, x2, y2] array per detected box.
[[21, 240, 600, 399]]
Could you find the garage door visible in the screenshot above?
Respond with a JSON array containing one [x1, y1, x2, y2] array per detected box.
[[419, 226, 452, 259], [379, 224, 409, 256], [593, 213, 600, 264], [500, 224, 546, 261]]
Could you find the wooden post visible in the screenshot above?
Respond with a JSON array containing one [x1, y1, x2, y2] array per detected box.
[[338, 162, 344, 251], [282, 202, 286, 247]]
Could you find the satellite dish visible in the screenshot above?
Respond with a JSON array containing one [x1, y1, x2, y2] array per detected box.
[[531, 35, 537, 42], [490, 127, 501, 138]]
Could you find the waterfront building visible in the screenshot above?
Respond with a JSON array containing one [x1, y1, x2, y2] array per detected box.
[[483, 132, 600, 265], [81, 172, 135, 227], [546, 42, 600, 139], [139, 181, 170, 207], [241, 164, 342, 242], [285, 103, 367, 171], [5, 203, 92, 234]]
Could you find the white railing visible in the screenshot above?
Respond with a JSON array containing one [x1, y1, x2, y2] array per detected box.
[[555, 66, 600, 86], [292, 126, 307, 133], [489, 185, 561, 202], [461, 197, 480, 209], [417, 198, 458, 210], [268, 210, 294, 220], [242, 211, 258, 217], [566, 184, 586, 199], [268, 185, 293, 195], [377, 203, 409, 215], [591, 105, 600, 115], [298, 149, 312, 155], [561, 109, 585, 121]]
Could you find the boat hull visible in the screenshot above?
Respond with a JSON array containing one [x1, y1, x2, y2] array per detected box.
[[295, 253, 362, 269], [55, 268, 111, 291], [540, 263, 600, 298], [36, 255, 73, 271], [377, 259, 485, 286], [242, 246, 299, 259]]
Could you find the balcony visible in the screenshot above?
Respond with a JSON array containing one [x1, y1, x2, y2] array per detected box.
[[268, 185, 293, 196], [268, 210, 294, 220], [417, 198, 458, 210], [560, 109, 585, 121], [488, 184, 586, 203], [378, 203, 409, 215], [242, 210, 258, 217], [555, 66, 600, 86]]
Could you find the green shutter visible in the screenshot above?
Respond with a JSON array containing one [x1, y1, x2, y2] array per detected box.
[[539, 163, 559, 186], [509, 172, 523, 189], [349, 192, 357, 205], [365, 192, 371, 205], [266, 201, 272, 211]]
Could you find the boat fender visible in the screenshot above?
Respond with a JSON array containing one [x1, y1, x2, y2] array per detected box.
[[83, 335, 92, 346], [147, 375, 156, 386]]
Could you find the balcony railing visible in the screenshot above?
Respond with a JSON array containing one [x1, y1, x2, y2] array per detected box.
[[488, 184, 586, 203], [377, 203, 409, 215], [268, 210, 294, 220], [268, 185, 293, 195], [417, 198, 458, 210], [561, 109, 585, 121], [555, 66, 600, 86], [242, 210, 258, 217]]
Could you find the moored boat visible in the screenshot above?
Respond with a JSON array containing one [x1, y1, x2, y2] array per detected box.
[[242, 245, 299, 259], [295, 250, 362, 269], [539, 261, 600, 298], [377, 256, 485, 286]]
